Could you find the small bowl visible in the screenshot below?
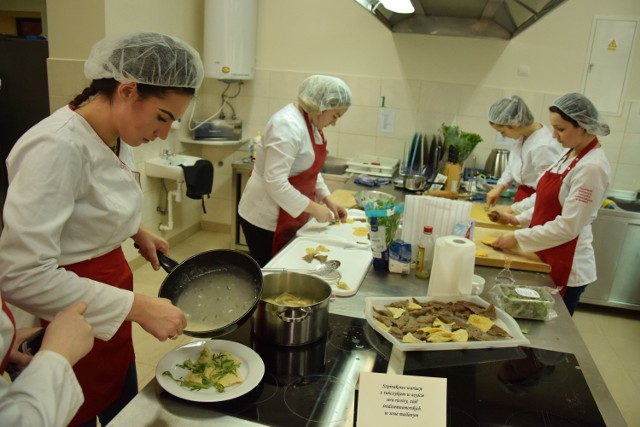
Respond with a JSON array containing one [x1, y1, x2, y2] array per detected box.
[[353, 190, 395, 208], [471, 274, 486, 295], [404, 174, 427, 191]]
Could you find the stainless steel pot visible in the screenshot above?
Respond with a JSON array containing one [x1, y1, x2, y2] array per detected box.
[[252, 272, 331, 346], [484, 148, 510, 179]]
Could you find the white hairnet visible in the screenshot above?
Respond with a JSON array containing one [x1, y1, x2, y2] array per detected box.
[[297, 75, 352, 114], [84, 32, 204, 90], [552, 93, 610, 136], [488, 95, 534, 127]]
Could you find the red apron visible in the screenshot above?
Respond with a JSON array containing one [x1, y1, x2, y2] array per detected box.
[[530, 139, 599, 296], [1, 295, 17, 374], [41, 247, 135, 426], [514, 184, 535, 202], [272, 110, 327, 255]]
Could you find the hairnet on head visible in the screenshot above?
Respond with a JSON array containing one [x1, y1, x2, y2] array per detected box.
[[297, 75, 352, 115], [84, 32, 204, 90], [552, 93, 610, 136], [488, 95, 534, 127]]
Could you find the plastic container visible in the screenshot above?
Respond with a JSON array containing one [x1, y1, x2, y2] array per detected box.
[[346, 154, 399, 178], [250, 132, 261, 162], [415, 225, 434, 279], [492, 284, 557, 321], [369, 217, 389, 270], [388, 220, 410, 275]]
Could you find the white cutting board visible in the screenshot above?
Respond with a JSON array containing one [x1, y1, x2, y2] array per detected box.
[[265, 237, 372, 297], [296, 209, 370, 248]]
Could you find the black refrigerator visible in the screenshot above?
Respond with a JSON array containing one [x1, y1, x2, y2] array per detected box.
[[0, 35, 50, 225]]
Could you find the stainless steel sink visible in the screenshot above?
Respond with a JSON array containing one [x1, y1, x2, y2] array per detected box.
[[610, 197, 640, 213]]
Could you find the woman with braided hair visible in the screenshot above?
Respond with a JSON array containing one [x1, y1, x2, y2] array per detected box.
[[0, 31, 204, 426]]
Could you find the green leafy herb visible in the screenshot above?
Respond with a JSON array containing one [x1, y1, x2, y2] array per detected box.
[[441, 123, 483, 165], [163, 347, 241, 392]]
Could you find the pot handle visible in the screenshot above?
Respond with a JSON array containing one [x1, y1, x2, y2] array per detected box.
[[133, 243, 179, 273], [276, 307, 311, 323]]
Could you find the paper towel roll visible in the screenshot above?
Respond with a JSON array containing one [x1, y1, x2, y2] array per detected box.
[[427, 235, 475, 297]]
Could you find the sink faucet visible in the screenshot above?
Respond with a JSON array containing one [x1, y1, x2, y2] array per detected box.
[[161, 149, 174, 160]]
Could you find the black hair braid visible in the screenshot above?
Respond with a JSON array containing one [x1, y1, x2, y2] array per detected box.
[[68, 79, 120, 108], [69, 85, 98, 108]]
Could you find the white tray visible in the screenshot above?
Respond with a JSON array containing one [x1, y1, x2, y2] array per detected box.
[[266, 237, 372, 297], [296, 209, 370, 248], [347, 155, 399, 178], [365, 295, 529, 351]]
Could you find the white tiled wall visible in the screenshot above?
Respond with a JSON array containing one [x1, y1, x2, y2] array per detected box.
[[46, 61, 640, 249]]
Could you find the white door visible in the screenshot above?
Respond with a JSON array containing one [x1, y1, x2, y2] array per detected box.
[[583, 18, 638, 115]]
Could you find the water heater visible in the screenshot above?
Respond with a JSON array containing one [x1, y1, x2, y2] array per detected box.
[[204, 0, 257, 81]]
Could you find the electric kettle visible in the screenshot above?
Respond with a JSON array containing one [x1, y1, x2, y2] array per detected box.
[[484, 148, 509, 179]]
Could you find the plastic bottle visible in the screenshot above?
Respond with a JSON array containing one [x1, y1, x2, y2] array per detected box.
[[250, 131, 261, 162], [388, 219, 411, 275], [369, 217, 389, 270], [415, 225, 435, 279]]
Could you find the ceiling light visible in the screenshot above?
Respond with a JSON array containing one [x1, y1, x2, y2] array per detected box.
[[380, 0, 415, 14]]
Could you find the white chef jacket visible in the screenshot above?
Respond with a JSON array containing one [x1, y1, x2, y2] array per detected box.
[[497, 124, 563, 189], [1, 303, 84, 427], [238, 103, 331, 231], [0, 106, 141, 340], [514, 146, 611, 287]]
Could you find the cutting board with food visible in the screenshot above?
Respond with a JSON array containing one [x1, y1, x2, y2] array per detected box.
[[470, 202, 520, 230], [297, 209, 370, 247], [472, 226, 550, 273], [265, 237, 372, 297], [328, 189, 358, 209]]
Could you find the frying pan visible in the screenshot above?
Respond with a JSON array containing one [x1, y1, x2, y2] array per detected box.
[[155, 249, 263, 338]]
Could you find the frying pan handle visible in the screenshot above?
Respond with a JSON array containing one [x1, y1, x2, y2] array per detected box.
[[133, 243, 179, 273], [157, 251, 179, 273]]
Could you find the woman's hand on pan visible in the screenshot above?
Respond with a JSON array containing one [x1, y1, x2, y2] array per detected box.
[[132, 225, 170, 271], [128, 294, 186, 341]]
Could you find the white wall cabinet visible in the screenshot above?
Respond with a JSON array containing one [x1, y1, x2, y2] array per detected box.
[[583, 17, 638, 115]]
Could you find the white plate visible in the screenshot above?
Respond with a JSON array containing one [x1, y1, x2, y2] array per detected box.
[[155, 340, 265, 402], [365, 295, 529, 351]]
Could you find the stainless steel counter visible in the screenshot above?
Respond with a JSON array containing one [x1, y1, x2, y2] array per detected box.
[[108, 179, 627, 426], [108, 265, 627, 427]]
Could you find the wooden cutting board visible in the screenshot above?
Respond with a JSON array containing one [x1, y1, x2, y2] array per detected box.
[[470, 202, 520, 230], [473, 226, 551, 273], [330, 189, 357, 209]]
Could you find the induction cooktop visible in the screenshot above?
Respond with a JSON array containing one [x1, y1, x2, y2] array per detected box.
[[155, 314, 605, 427]]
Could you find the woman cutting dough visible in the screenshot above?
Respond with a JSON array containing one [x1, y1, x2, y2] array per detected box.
[[492, 93, 611, 315], [486, 95, 563, 206], [238, 75, 352, 266]]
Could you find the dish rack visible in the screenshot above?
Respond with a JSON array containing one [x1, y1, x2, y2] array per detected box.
[[346, 155, 399, 178]]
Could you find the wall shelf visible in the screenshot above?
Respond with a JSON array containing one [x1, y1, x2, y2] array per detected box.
[[179, 137, 250, 147]]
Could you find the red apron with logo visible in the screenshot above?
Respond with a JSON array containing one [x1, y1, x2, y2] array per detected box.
[[272, 110, 327, 255], [1, 296, 17, 374], [514, 184, 535, 202], [41, 246, 135, 426], [530, 139, 599, 296]]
